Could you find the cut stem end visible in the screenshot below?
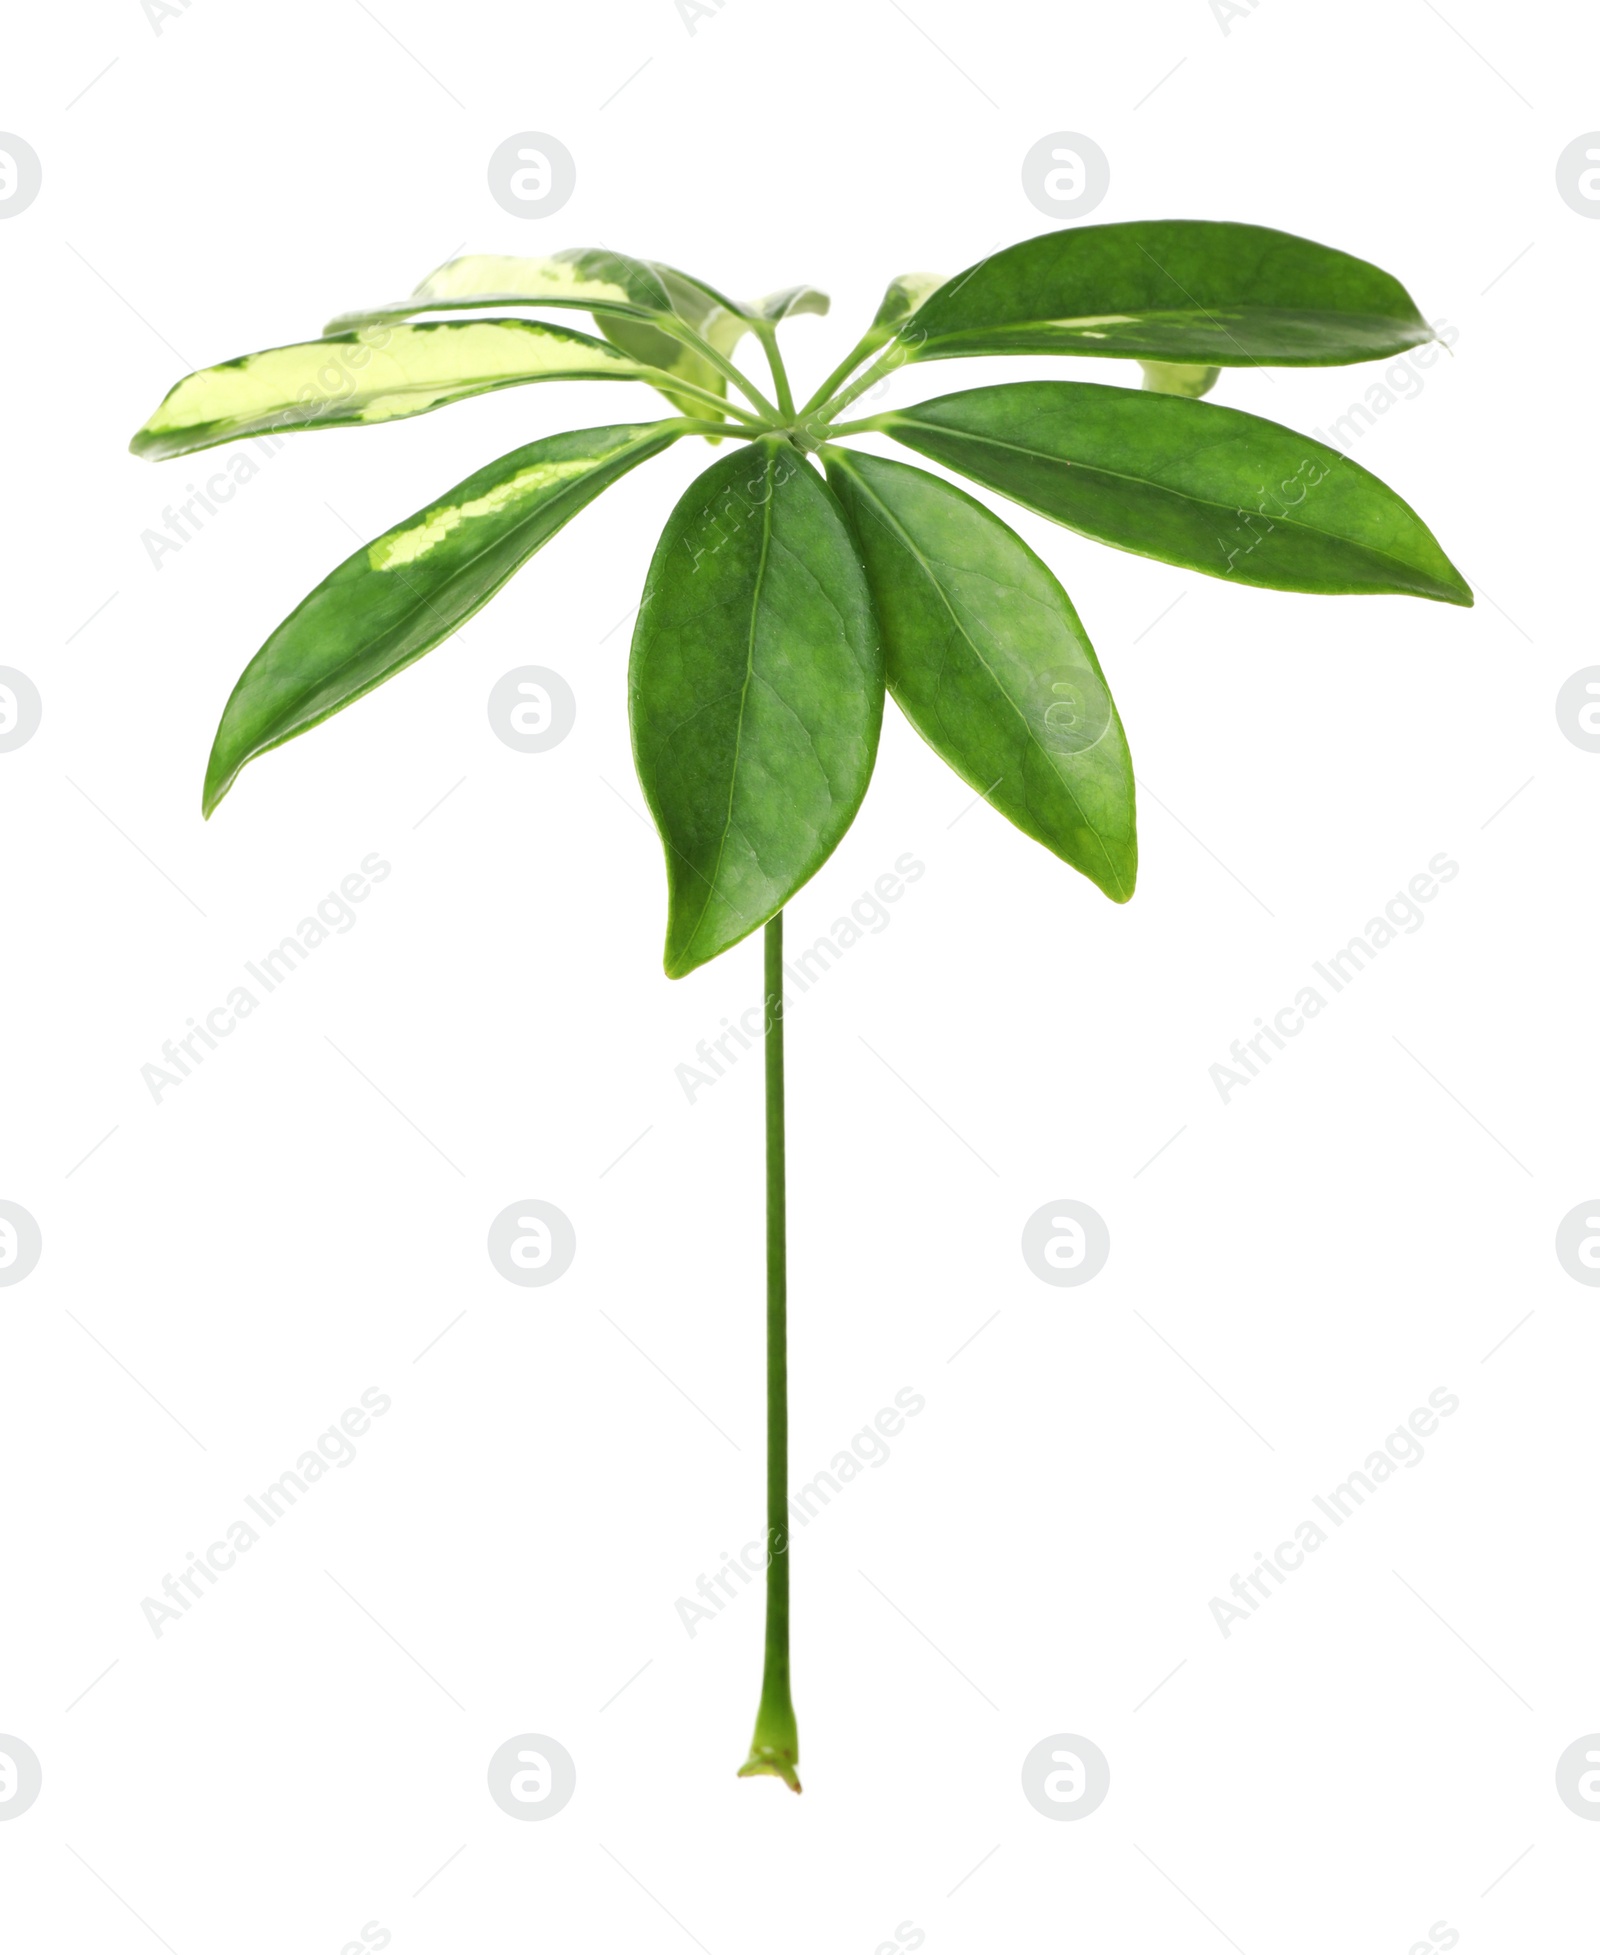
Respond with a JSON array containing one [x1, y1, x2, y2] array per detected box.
[[737, 1742, 802, 1794]]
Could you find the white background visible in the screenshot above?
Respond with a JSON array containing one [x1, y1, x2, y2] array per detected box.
[[3, 0, 1597, 1949]]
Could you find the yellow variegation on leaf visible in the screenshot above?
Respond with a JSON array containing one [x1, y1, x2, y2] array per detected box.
[[129, 320, 663, 462], [324, 246, 678, 334], [201, 421, 684, 815]]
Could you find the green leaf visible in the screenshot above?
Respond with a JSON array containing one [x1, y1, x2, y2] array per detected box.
[[323, 253, 804, 430], [861, 271, 948, 355], [203, 421, 682, 815], [630, 261, 748, 327], [321, 253, 826, 429], [592, 265, 737, 423], [418, 247, 672, 311], [599, 278, 827, 417], [325, 247, 676, 334], [903, 221, 1434, 367], [752, 285, 831, 324], [629, 439, 884, 977], [883, 382, 1472, 604], [131, 320, 663, 462], [1139, 360, 1219, 398], [703, 305, 754, 364], [324, 250, 745, 347], [825, 448, 1135, 902]]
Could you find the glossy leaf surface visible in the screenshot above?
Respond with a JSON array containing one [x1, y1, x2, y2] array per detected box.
[[826, 449, 1135, 901], [903, 221, 1433, 367], [204, 422, 681, 814], [753, 285, 831, 324], [630, 440, 883, 976], [885, 382, 1472, 604], [860, 271, 948, 356], [132, 321, 658, 461]]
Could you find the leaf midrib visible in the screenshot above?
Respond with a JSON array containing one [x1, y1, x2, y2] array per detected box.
[[897, 415, 1443, 588], [680, 447, 777, 959], [229, 432, 664, 753], [918, 305, 1422, 355]]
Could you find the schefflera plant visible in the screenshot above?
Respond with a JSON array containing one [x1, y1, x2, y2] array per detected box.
[[132, 222, 1470, 1793]]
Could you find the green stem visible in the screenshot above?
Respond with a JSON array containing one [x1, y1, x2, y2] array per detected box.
[[649, 376, 771, 428], [738, 911, 801, 1793], [659, 416, 764, 444], [821, 415, 895, 439], [808, 340, 908, 426], [655, 314, 781, 420], [752, 321, 796, 419], [797, 325, 885, 418]]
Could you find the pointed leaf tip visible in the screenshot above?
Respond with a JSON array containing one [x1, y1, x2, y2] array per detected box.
[[200, 423, 682, 814], [826, 448, 1136, 904], [886, 383, 1472, 607]]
